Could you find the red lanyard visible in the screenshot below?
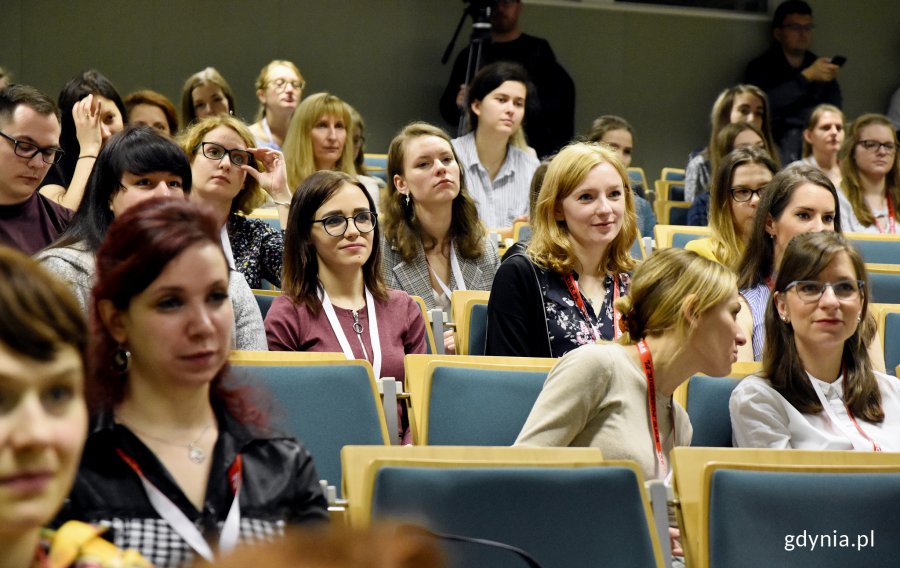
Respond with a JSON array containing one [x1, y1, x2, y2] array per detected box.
[[841, 365, 882, 451], [873, 195, 896, 234], [563, 273, 621, 340], [636, 339, 674, 477]]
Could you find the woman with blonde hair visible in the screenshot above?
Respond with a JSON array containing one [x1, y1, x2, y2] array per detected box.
[[685, 146, 778, 268], [837, 113, 900, 233], [282, 93, 377, 196], [516, 247, 746, 559], [381, 122, 499, 352], [180, 67, 236, 126], [179, 115, 293, 289], [685, 84, 778, 203], [486, 142, 638, 358], [586, 114, 656, 238], [732, 231, 900, 449], [790, 103, 844, 185], [249, 60, 304, 151]]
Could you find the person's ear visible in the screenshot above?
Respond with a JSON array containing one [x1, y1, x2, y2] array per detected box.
[[470, 99, 482, 118], [681, 294, 701, 328], [774, 291, 790, 323], [256, 88, 267, 105], [764, 213, 777, 239], [98, 299, 129, 344], [394, 174, 407, 195], [802, 128, 813, 146]]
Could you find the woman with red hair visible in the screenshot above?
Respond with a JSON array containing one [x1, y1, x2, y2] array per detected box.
[[55, 198, 327, 567]]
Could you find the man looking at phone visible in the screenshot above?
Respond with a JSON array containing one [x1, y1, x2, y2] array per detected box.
[[745, 0, 842, 163]]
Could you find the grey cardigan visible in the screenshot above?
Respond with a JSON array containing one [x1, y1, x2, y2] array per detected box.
[[36, 244, 267, 350], [381, 235, 500, 312]]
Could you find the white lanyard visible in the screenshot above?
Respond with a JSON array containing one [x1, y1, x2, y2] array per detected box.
[[117, 449, 242, 561], [428, 241, 467, 299], [320, 286, 382, 378], [809, 375, 878, 451], [219, 225, 236, 270]]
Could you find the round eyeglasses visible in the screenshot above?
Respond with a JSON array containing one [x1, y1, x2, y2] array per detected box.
[[314, 211, 377, 237], [268, 78, 305, 93], [783, 279, 864, 303]]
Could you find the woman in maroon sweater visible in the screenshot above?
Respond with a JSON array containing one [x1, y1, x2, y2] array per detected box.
[[264, 170, 426, 442]]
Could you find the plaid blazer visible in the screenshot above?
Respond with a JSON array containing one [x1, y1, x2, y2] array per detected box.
[[381, 235, 500, 312]]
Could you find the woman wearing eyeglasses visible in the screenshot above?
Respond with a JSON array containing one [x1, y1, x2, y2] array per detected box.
[[836, 113, 900, 233], [731, 231, 900, 450], [264, 170, 426, 443], [37, 125, 266, 350], [685, 146, 778, 269], [249, 60, 304, 151], [180, 115, 293, 289]]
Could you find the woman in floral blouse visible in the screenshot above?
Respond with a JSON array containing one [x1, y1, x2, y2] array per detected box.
[[180, 115, 293, 289], [486, 142, 638, 358]]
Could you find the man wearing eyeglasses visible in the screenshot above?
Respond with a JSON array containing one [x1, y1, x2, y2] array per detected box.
[[745, 0, 842, 165], [0, 85, 72, 255]]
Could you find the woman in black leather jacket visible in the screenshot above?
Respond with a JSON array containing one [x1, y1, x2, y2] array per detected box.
[[54, 198, 327, 568]]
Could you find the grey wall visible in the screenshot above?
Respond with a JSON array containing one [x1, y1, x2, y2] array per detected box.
[[2, 0, 897, 180]]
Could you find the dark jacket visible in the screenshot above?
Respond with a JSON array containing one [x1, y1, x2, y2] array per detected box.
[[486, 249, 552, 357], [56, 404, 328, 567]]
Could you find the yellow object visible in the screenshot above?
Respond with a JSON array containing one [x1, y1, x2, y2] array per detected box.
[[44, 521, 151, 568]]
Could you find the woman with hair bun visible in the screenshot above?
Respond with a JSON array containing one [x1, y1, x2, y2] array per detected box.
[[516, 247, 746, 559], [249, 59, 304, 151]]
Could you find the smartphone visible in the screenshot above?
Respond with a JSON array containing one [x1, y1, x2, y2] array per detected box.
[[831, 55, 847, 66]]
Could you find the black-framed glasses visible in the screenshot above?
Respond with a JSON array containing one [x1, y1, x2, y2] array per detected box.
[[858, 140, 897, 154], [0, 130, 65, 164], [730, 186, 766, 203], [780, 23, 814, 32], [784, 279, 864, 303], [194, 142, 254, 167], [314, 211, 377, 237], [268, 78, 305, 93]]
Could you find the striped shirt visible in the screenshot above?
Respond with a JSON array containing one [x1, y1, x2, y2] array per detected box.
[[741, 281, 771, 362], [451, 132, 539, 229]]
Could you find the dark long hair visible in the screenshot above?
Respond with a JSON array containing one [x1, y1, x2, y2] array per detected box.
[[54, 70, 127, 186], [736, 165, 842, 290], [764, 231, 883, 422], [282, 170, 387, 312], [49, 125, 192, 252], [89, 198, 262, 424]]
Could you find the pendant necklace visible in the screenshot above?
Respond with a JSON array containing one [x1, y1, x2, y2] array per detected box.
[[118, 417, 214, 464]]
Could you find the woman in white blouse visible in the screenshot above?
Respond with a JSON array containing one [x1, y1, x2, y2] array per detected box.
[[731, 231, 900, 450]]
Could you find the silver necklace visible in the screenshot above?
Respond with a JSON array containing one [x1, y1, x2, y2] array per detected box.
[[118, 418, 214, 464]]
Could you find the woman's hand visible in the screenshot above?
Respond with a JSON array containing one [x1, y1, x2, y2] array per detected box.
[[73, 94, 102, 156], [669, 527, 684, 557], [443, 330, 456, 354], [243, 148, 292, 204]]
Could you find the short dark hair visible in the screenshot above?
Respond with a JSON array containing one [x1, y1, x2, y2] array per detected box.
[[0, 84, 60, 125], [465, 62, 534, 132], [282, 170, 387, 312], [773, 0, 812, 29], [56, 70, 127, 187], [50, 125, 192, 252]]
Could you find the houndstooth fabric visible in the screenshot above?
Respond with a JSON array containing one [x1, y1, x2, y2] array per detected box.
[[100, 517, 286, 568]]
